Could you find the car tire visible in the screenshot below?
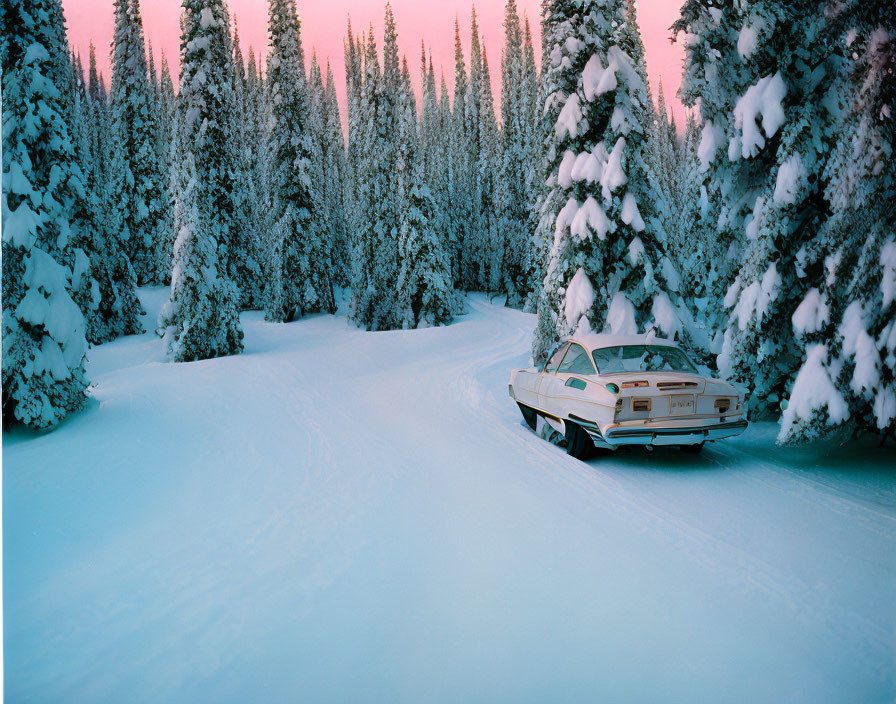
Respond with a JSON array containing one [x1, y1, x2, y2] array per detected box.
[[518, 403, 538, 431], [681, 442, 704, 454], [565, 421, 594, 460]]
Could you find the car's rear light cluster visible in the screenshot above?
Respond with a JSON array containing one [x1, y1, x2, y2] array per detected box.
[[621, 380, 649, 389], [714, 398, 731, 413]]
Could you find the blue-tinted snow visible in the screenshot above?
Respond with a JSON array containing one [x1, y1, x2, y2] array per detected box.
[[4, 288, 895, 702]]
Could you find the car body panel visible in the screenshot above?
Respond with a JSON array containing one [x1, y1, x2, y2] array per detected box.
[[509, 335, 747, 449]]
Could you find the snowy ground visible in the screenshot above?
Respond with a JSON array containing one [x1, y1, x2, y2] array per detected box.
[[4, 288, 895, 703]]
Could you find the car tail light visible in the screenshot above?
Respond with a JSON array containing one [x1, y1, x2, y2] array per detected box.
[[714, 398, 731, 413], [621, 380, 649, 389], [632, 399, 651, 412]]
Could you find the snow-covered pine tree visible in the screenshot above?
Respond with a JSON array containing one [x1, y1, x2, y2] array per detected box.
[[109, 0, 166, 285], [532, 0, 676, 364], [228, 17, 264, 309], [263, 0, 335, 322], [779, 4, 896, 444], [307, 53, 347, 290], [146, 40, 157, 103], [348, 9, 405, 330], [641, 82, 709, 354], [83, 42, 145, 337], [498, 0, 540, 307], [448, 19, 472, 289], [157, 0, 244, 361], [394, 55, 457, 328], [67, 48, 134, 344], [521, 15, 542, 203], [419, 44, 439, 189], [644, 82, 679, 250], [477, 46, 503, 294], [308, 51, 328, 253], [344, 20, 364, 281], [437, 70, 456, 268], [154, 51, 176, 283], [347, 26, 380, 326], [464, 10, 486, 290], [713, 1, 844, 419], [246, 46, 276, 282], [419, 48, 453, 278], [672, 3, 753, 359], [524, 0, 562, 312], [671, 110, 702, 294], [324, 62, 349, 286], [2, 0, 91, 428]]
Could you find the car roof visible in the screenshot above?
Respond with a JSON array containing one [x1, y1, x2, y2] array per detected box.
[[569, 332, 678, 351]]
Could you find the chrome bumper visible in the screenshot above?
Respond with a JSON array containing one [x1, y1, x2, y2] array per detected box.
[[602, 419, 748, 446], [570, 416, 748, 448]]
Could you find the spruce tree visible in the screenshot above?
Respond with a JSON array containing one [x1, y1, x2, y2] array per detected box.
[[478, 47, 502, 293], [525, 0, 563, 312], [68, 48, 140, 344], [395, 56, 457, 328], [448, 18, 472, 289], [324, 62, 349, 285], [228, 17, 264, 309], [109, 0, 166, 285], [157, 0, 244, 361], [499, 0, 539, 307], [344, 20, 364, 283], [437, 70, 455, 267], [712, 1, 844, 419], [779, 4, 896, 443], [464, 6, 488, 290], [2, 0, 91, 428], [263, 0, 335, 322], [348, 9, 404, 330], [419, 49, 453, 277], [532, 0, 675, 363], [673, 2, 760, 356], [89, 48, 136, 319], [155, 52, 177, 283]]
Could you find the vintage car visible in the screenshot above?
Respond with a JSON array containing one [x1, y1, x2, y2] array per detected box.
[[509, 334, 747, 459]]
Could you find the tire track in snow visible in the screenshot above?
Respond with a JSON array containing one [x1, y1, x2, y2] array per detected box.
[[443, 297, 895, 678]]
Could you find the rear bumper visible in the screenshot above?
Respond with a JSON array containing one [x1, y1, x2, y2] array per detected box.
[[601, 419, 748, 446]]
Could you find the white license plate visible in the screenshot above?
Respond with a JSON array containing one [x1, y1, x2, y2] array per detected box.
[[670, 395, 695, 415]]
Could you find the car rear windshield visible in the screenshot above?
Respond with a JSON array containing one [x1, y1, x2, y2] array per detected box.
[[592, 345, 698, 374]]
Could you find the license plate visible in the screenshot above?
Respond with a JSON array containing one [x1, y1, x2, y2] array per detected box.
[[670, 395, 695, 415]]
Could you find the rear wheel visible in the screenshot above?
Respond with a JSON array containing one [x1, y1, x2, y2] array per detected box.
[[518, 403, 537, 431], [681, 442, 704, 454], [565, 421, 594, 460]]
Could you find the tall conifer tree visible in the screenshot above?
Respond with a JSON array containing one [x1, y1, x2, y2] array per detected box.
[[533, 0, 676, 362], [109, 0, 166, 284], [158, 0, 244, 361], [2, 0, 91, 427], [263, 0, 335, 322]]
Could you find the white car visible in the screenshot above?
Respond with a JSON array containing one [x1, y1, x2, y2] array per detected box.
[[509, 334, 747, 459]]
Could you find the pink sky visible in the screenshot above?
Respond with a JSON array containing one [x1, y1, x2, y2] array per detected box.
[[62, 0, 686, 129]]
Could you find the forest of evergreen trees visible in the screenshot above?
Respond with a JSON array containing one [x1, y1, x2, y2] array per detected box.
[[2, 0, 894, 446]]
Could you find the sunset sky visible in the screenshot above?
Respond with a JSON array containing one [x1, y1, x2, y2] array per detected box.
[[61, 0, 687, 129]]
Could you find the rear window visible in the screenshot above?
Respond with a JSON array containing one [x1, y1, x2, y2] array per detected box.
[[592, 345, 698, 374]]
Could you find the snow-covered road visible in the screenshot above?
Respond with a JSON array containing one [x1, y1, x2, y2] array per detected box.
[[5, 288, 895, 703]]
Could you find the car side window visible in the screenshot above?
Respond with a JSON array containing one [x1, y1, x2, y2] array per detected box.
[[543, 344, 568, 374], [557, 343, 596, 376]]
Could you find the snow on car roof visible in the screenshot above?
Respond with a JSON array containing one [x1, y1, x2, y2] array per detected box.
[[570, 332, 677, 351]]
